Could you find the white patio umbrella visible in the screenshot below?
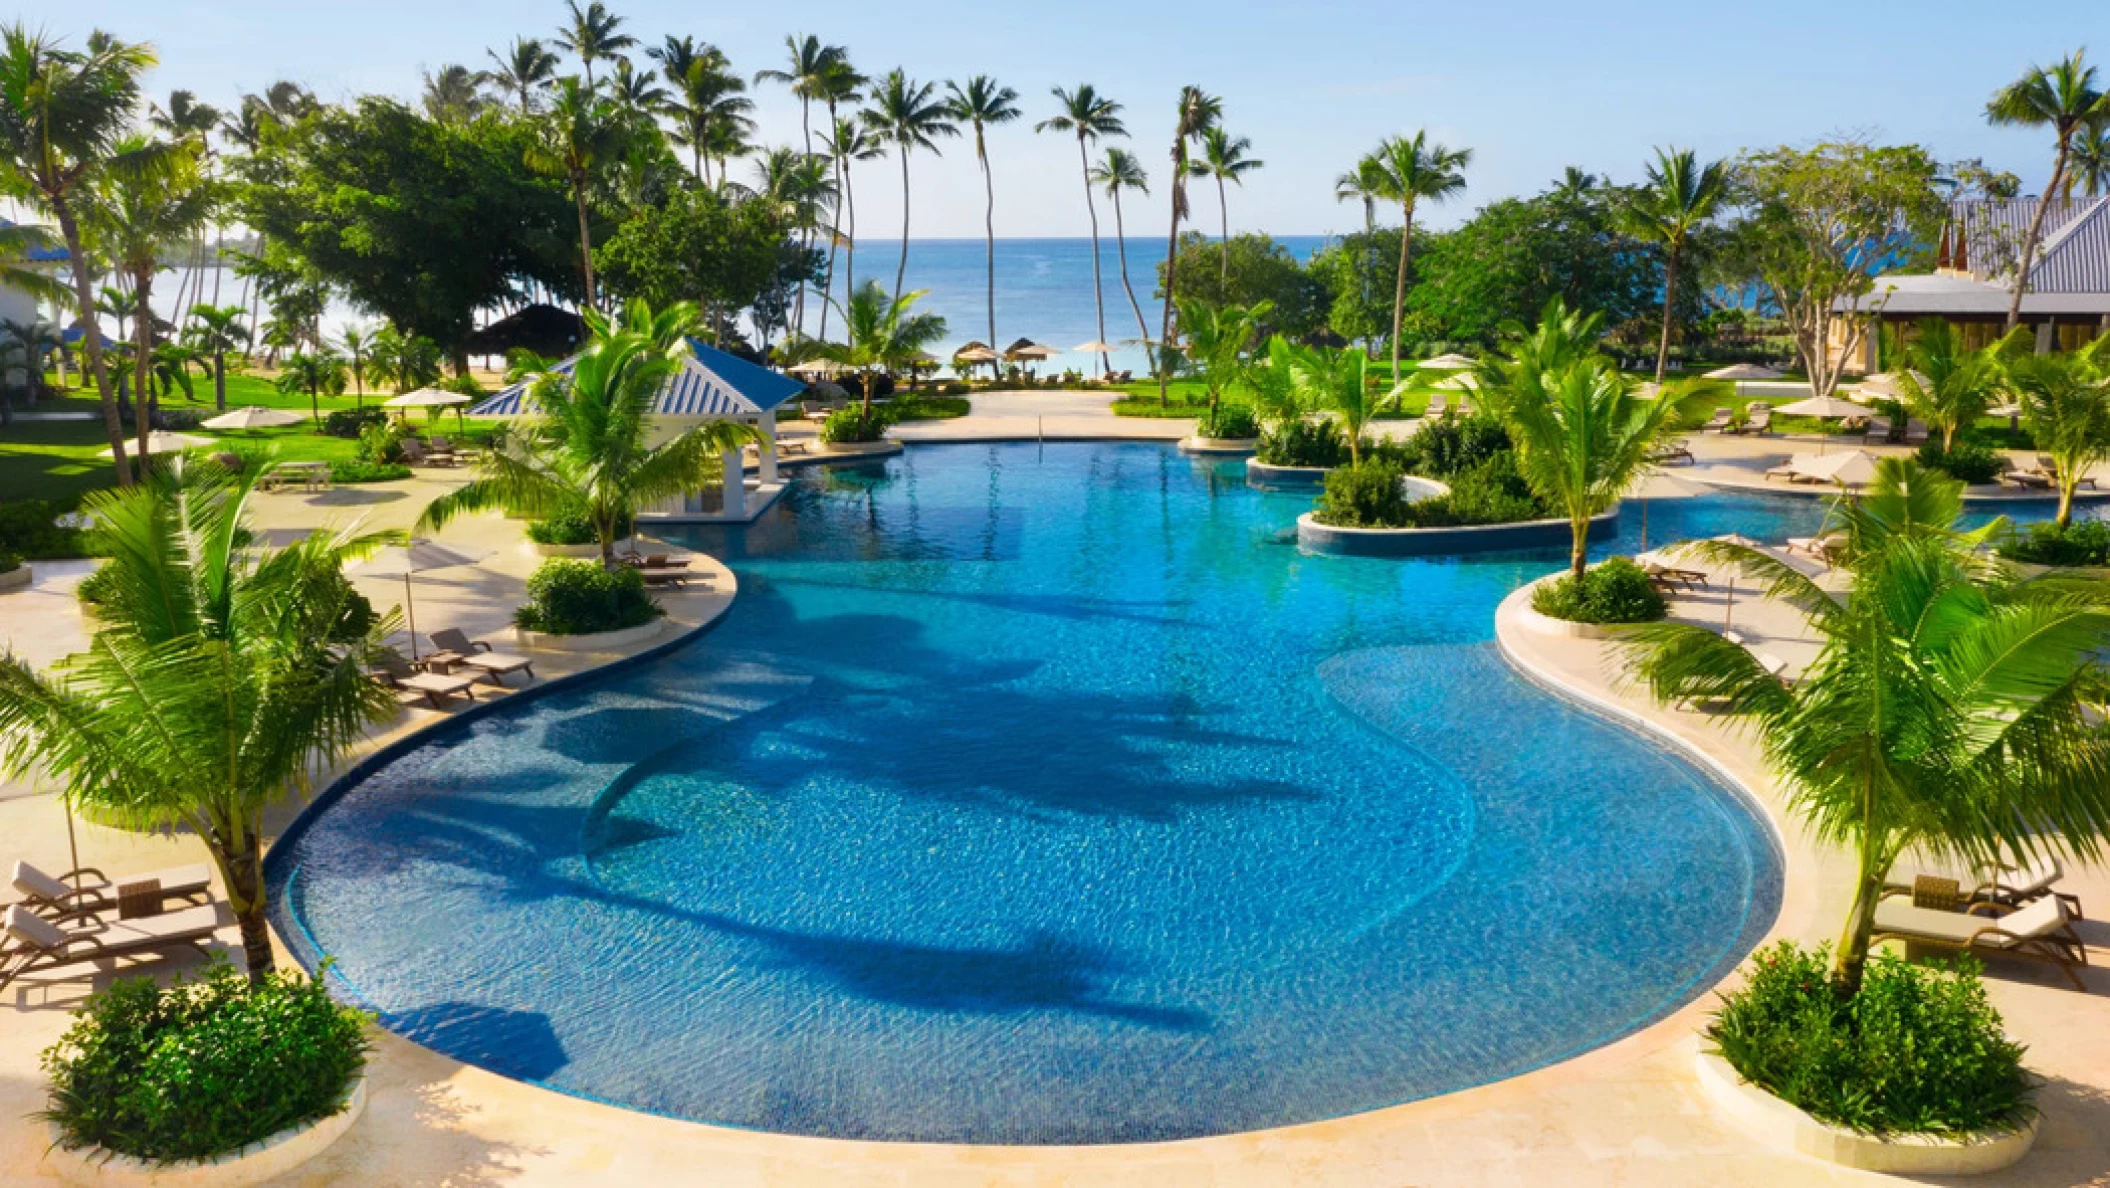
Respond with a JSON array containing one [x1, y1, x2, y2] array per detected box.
[[348, 539, 487, 661], [1703, 364, 1785, 381], [101, 430, 211, 459], [1434, 372, 1481, 390], [381, 387, 473, 409], [1006, 343, 1062, 361], [1794, 448, 1878, 487], [1417, 353, 1478, 370], [202, 405, 302, 431], [1073, 340, 1116, 353], [1855, 370, 1929, 401], [787, 358, 848, 378], [953, 346, 999, 362], [1774, 394, 1872, 420]]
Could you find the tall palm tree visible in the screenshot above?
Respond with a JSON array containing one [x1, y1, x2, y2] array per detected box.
[[823, 116, 883, 329], [420, 301, 761, 563], [275, 349, 346, 423], [1089, 147, 1154, 353], [2065, 123, 2110, 199], [2007, 352, 2110, 526], [1476, 300, 1682, 578], [186, 303, 248, 411], [811, 61, 868, 342], [1333, 153, 1387, 356], [829, 281, 947, 413], [655, 40, 746, 183], [863, 70, 958, 303], [1037, 85, 1126, 378], [1193, 126, 1263, 283], [754, 35, 846, 159], [528, 78, 629, 309], [147, 89, 223, 327], [1554, 166, 1600, 198], [1157, 86, 1221, 404], [556, 0, 635, 89], [0, 25, 162, 485], [483, 37, 560, 111], [1625, 457, 2110, 995], [606, 58, 668, 118], [1374, 131, 1471, 384], [1894, 319, 2017, 452], [1986, 50, 2110, 331], [337, 323, 371, 403], [943, 76, 1022, 380], [421, 64, 488, 123], [1618, 146, 1727, 383], [0, 460, 399, 982]]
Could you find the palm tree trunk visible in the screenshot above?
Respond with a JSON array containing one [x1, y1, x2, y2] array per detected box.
[[1832, 859, 1887, 997], [2006, 143, 2071, 332], [1654, 243, 1681, 383], [1361, 197, 1376, 357], [214, 351, 227, 411], [134, 269, 156, 464], [1158, 169, 1185, 407], [895, 150, 912, 305], [1391, 200, 1415, 385], [207, 822, 275, 982], [1571, 516, 1589, 580], [54, 203, 133, 486], [1078, 135, 1109, 378], [573, 180, 598, 309], [2058, 476, 2076, 527], [843, 161, 858, 311], [793, 97, 813, 338], [984, 133, 1001, 377], [244, 231, 267, 359], [1113, 190, 1150, 350], [1217, 175, 1231, 284], [821, 150, 844, 343]]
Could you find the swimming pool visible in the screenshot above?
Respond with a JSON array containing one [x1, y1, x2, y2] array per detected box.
[[273, 442, 1839, 1144]]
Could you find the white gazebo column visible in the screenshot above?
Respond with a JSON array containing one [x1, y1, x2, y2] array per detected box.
[[722, 447, 746, 520], [757, 412, 779, 484]]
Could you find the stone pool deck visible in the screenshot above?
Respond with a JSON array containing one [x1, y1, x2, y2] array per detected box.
[[2, 405, 2106, 1185]]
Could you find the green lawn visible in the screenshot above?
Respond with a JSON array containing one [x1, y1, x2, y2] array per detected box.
[[34, 369, 412, 418]]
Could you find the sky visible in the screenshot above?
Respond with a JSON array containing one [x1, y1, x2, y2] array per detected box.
[[53, 0, 2110, 240]]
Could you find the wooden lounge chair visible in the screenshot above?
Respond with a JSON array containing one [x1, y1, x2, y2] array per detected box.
[[1872, 893, 2089, 990], [637, 567, 692, 587], [779, 439, 811, 457], [426, 629, 536, 686], [641, 553, 692, 569], [1902, 419, 1931, 447], [1764, 459, 1801, 481], [1698, 407, 1734, 433], [1885, 856, 2082, 917], [1423, 392, 1448, 417], [1649, 440, 1695, 466], [2040, 456, 2098, 490], [1861, 416, 1893, 445], [399, 439, 456, 468], [2, 902, 225, 991], [2001, 469, 2053, 490], [11, 861, 212, 921], [370, 653, 478, 708], [1643, 562, 1707, 592]]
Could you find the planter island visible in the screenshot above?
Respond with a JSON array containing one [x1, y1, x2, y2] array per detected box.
[[1178, 436, 1260, 456], [1245, 458, 1335, 489], [44, 1076, 367, 1188], [1298, 499, 1619, 558]]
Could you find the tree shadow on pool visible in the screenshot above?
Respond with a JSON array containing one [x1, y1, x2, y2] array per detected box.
[[385, 1002, 572, 1082]]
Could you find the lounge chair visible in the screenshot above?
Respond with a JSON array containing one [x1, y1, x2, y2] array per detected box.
[[1902, 419, 1931, 447], [638, 567, 692, 587], [370, 653, 479, 708], [1454, 397, 1473, 417], [399, 438, 456, 468], [10, 861, 212, 921], [1643, 562, 1707, 592], [1735, 405, 1773, 435], [2, 902, 225, 991], [1649, 440, 1695, 466], [1785, 533, 1848, 565], [1872, 894, 2089, 990], [2001, 469, 2053, 490], [779, 439, 811, 457], [2039, 456, 2098, 490], [426, 628, 536, 686], [1764, 459, 1802, 481], [1885, 855, 2082, 916], [1698, 407, 1734, 433], [1423, 393, 1447, 418], [1860, 416, 1894, 446]]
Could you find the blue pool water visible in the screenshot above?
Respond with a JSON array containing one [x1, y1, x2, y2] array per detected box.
[[273, 443, 1866, 1143]]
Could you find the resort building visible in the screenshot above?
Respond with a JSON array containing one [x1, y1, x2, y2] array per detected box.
[[1832, 196, 2110, 372]]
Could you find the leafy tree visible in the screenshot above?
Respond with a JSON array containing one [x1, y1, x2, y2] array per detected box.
[[275, 350, 347, 422], [185, 304, 250, 411], [1984, 51, 2109, 331], [1371, 132, 1472, 382], [1332, 154, 1390, 354], [420, 300, 760, 563], [529, 79, 632, 310], [1157, 86, 1221, 403], [1157, 232, 1328, 340], [0, 459, 397, 981], [364, 326, 442, 395], [2008, 352, 2110, 526], [594, 184, 788, 336], [1623, 458, 2110, 994], [1191, 126, 1263, 283], [421, 64, 487, 124], [1089, 147, 1154, 353], [1618, 147, 1727, 381], [1307, 227, 1401, 351], [658, 41, 751, 185], [864, 69, 958, 302]]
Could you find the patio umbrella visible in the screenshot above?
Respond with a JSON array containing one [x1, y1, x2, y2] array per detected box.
[[1710, 533, 1768, 629], [383, 387, 475, 432], [1418, 353, 1478, 370], [348, 539, 487, 661], [787, 358, 848, 378], [1006, 343, 1062, 361], [1702, 364, 1785, 381], [101, 430, 211, 459], [202, 405, 302, 431], [1434, 372, 1481, 390], [1073, 340, 1116, 353], [1854, 370, 1929, 401], [1794, 448, 1878, 487], [1774, 394, 1872, 420]]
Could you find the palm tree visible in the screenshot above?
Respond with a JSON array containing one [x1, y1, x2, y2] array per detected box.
[[0, 460, 399, 981], [823, 116, 883, 331], [421, 64, 488, 123], [943, 76, 1022, 380], [148, 88, 223, 327], [1477, 300, 1682, 579], [483, 37, 560, 111], [1374, 131, 1471, 385], [830, 280, 947, 413], [1175, 296, 1271, 419], [864, 70, 959, 303], [755, 35, 847, 159], [2008, 352, 2110, 526], [185, 303, 249, 411], [338, 323, 372, 404], [0, 25, 162, 485], [528, 78, 628, 310], [1554, 166, 1600, 199], [1618, 147, 1726, 382], [1624, 457, 2110, 994], [1036, 85, 1127, 379], [1157, 86, 1221, 404], [657, 41, 747, 183], [2066, 123, 2110, 199], [556, 0, 635, 89], [1985, 51, 2110, 332], [419, 301, 761, 564], [1193, 126, 1263, 283], [0, 316, 61, 420], [1286, 343, 1398, 467], [1894, 319, 2016, 452], [1333, 153, 1388, 356], [275, 349, 346, 423], [1090, 147, 1154, 354], [811, 58, 867, 341], [606, 58, 668, 118]]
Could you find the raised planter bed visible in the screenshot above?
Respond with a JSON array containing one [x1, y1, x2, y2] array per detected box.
[[1245, 458, 1334, 488], [0, 563, 29, 592], [527, 541, 603, 559], [1178, 436, 1259, 456], [45, 1075, 366, 1188], [1694, 1049, 2037, 1176], [807, 440, 903, 462], [514, 618, 668, 653], [1297, 504, 1619, 558]]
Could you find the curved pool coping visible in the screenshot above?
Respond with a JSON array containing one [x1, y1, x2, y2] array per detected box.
[[1297, 505, 1620, 557], [263, 439, 1806, 1169]]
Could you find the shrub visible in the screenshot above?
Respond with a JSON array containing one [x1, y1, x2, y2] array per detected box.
[[1395, 452, 1546, 527], [1256, 418, 1350, 468], [889, 394, 971, 421], [0, 549, 20, 574], [321, 406, 386, 438], [1708, 941, 2032, 1138], [1198, 404, 1260, 440], [1313, 460, 1411, 528], [357, 419, 410, 465], [1530, 557, 1668, 624], [524, 502, 632, 546], [40, 959, 370, 1163], [820, 405, 892, 444], [514, 558, 661, 635], [152, 408, 202, 431], [327, 460, 413, 484], [1916, 438, 2005, 485], [1388, 412, 1512, 478], [1997, 518, 2110, 566], [0, 499, 89, 559]]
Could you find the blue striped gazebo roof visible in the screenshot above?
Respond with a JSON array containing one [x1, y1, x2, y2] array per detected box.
[[469, 343, 806, 419]]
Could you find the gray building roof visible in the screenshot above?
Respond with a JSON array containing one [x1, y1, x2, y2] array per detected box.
[[1944, 196, 2110, 292], [1837, 273, 2110, 316]]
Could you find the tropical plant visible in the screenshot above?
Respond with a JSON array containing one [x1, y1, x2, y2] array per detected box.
[[1242, 334, 1303, 429], [658, 41, 751, 185], [2007, 351, 2110, 526], [555, 0, 635, 89], [1192, 126, 1264, 283], [1618, 146, 1727, 382], [605, 59, 667, 118], [528, 78, 629, 310], [1476, 301, 1682, 578], [419, 300, 761, 563], [1374, 131, 1472, 384], [1287, 343, 1401, 467], [482, 36, 559, 111], [831, 280, 947, 412], [863, 69, 958, 302], [364, 326, 443, 395], [420, 64, 487, 123], [809, 58, 866, 340], [1090, 147, 1154, 353], [0, 460, 397, 980], [1156, 86, 1221, 404], [0, 25, 163, 484], [1893, 319, 2016, 452], [1313, 458, 1411, 528], [754, 34, 845, 159], [336, 323, 371, 403], [1531, 556, 1668, 624], [1175, 296, 1271, 417], [1333, 153, 1389, 356], [275, 350, 347, 422], [515, 558, 659, 635], [1623, 457, 2110, 994], [939, 75, 1023, 377], [183, 304, 249, 411], [1038, 85, 1127, 377], [2068, 124, 2110, 199], [1985, 50, 2109, 330]]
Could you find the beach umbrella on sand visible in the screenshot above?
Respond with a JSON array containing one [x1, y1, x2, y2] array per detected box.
[[348, 539, 487, 661], [101, 430, 211, 459], [202, 405, 302, 432], [1005, 342, 1062, 361], [953, 344, 999, 377], [1073, 340, 1116, 353]]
